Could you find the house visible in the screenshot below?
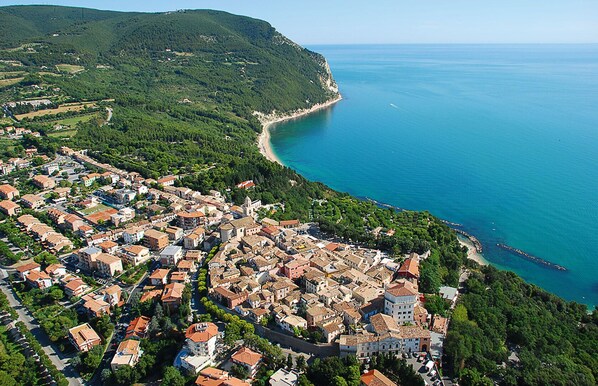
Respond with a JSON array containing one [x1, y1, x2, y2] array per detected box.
[[384, 280, 418, 324], [219, 217, 260, 242], [139, 289, 162, 304], [149, 268, 170, 286], [98, 240, 119, 254], [82, 295, 111, 317], [125, 316, 151, 339], [25, 270, 53, 289], [184, 228, 205, 249], [123, 226, 145, 244], [45, 263, 67, 278], [397, 258, 419, 282], [43, 163, 60, 175], [96, 253, 123, 277], [177, 259, 196, 273], [279, 220, 300, 229], [212, 287, 248, 309], [122, 245, 151, 266], [177, 211, 205, 230], [15, 262, 41, 280], [0, 184, 19, 200], [20, 194, 44, 209], [439, 286, 459, 307], [68, 323, 102, 352], [0, 200, 21, 216], [144, 229, 169, 251], [282, 258, 310, 280], [102, 284, 122, 307], [64, 278, 89, 298], [306, 305, 336, 327], [170, 271, 189, 284], [195, 368, 250, 386], [111, 339, 142, 371], [160, 245, 183, 266], [236, 180, 255, 189], [166, 226, 184, 241], [157, 175, 177, 187], [32, 175, 56, 189], [279, 315, 308, 334], [78, 246, 102, 271], [183, 322, 219, 366], [360, 370, 396, 386], [269, 369, 299, 386], [231, 347, 262, 377], [162, 282, 185, 312]]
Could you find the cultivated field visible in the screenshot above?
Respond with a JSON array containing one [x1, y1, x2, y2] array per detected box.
[[15, 102, 97, 119], [55, 64, 85, 74]]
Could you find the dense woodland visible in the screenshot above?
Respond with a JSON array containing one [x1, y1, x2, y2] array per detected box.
[[1, 5, 597, 386]]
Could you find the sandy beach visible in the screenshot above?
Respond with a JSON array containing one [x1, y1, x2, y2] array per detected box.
[[255, 95, 342, 165], [458, 236, 489, 266]]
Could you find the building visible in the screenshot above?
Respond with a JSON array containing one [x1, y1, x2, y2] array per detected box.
[[269, 368, 299, 386], [32, 175, 56, 189], [397, 258, 419, 282], [68, 323, 102, 352], [149, 268, 170, 286], [20, 194, 44, 209], [123, 226, 145, 244], [339, 314, 431, 358], [170, 271, 189, 284], [282, 258, 310, 280], [43, 163, 60, 175], [384, 280, 418, 324], [360, 370, 396, 386], [15, 261, 41, 280], [231, 347, 263, 377], [122, 245, 151, 266], [96, 253, 123, 277], [177, 211, 205, 230], [166, 226, 184, 241], [111, 339, 143, 371], [0, 200, 21, 216], [160, 245, 183, 266], [157, 175, 177, 186], [242, 196, 262, 217], [162, 282, 185, 312], [82, 295, 111, 317], [184, 228, 205, 249], [0, 184, 19, 200], [25, 270, 53, 289], [64, 278, 89, 298], [144, 229, 169, 251], [185, 322, 219, 359], [125, 316, 151, 339], [219, 217, 260, 242], [195, 368, 250, 386], [78, 246, 102, 271]]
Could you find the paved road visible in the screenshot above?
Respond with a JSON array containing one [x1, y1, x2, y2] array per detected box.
[[0, 280, 84, 386]]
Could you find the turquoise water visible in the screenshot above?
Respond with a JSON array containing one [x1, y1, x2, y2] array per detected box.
[[270, 45, 598, 307]]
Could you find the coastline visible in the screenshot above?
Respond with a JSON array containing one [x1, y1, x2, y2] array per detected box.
[[255, 94, 343, 165], [458, 235, 489, 266]]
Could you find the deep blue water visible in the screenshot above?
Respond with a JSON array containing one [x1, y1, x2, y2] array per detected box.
[[269, 45, 598, 307]]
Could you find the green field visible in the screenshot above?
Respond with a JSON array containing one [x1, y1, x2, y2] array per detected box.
[[55, 64, 84, 74], [54, 112, 98, 126], [79, 203, 112, 215], [47, 129, 78, 138]]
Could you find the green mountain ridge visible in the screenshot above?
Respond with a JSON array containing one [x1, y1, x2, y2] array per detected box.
[[1, 6, 596, 386]]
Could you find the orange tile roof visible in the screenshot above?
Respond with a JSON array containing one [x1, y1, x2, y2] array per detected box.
[[361, 370, 397, 386], [386, 280, 418, 297], [398, 258, 419, 278], [16, 261, 40, 273], [125, 316, 151, 339], [231, 347, 262, 367], [185, 322, 219, 343]]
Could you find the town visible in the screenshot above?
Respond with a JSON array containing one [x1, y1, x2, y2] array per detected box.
[[0, 132, 458, 386]]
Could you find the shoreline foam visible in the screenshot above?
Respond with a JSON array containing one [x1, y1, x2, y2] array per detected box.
[[255, 95, 343, 165], [458, 235, 489, 266]]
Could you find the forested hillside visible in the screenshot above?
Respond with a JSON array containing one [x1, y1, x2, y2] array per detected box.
[[1, 6, 596, 386]]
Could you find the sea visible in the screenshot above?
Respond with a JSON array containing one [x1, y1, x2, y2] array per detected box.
[[269, 44, 598, 308]]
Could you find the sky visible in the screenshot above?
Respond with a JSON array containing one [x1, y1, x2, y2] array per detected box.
[[1, 0, 597, 44]]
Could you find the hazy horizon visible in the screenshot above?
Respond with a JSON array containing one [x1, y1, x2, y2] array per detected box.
[[1, 1, 597, 45]]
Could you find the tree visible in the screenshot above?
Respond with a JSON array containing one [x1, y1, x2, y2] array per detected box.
[[82, 345, 103, 371], [287, 353, 294, 369], [230, 364, 249, 380], [331, 376, 348, 386], [162, 366, 185, 386], [49, 287, 64, 301], [295, 355, 307, 372]]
